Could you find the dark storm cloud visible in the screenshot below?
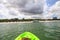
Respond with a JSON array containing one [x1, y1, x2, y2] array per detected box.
[[8, 0, 43, 15], [17, 0, 28, 8], [8, 0, 28, 8], [21, 6, 43, 15]]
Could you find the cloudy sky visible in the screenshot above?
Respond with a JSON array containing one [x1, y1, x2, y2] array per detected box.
[[0, 0, 60, 19], [43, 0, 60, 19]]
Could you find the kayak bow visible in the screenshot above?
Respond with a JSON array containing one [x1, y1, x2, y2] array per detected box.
[[15, 32, 40, 40]]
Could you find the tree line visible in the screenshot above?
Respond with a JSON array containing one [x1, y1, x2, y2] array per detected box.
[[0, 18, 60, 22]]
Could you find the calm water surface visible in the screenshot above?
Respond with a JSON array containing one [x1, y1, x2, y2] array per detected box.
[[0, 21, 60, 40]]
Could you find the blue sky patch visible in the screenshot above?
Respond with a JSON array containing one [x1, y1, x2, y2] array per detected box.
[[46, 0, 58, 7]]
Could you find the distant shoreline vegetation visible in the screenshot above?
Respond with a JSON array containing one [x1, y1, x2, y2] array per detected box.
[[0, 18, 60, 22]]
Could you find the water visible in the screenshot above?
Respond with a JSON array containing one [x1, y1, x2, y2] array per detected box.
[[0, 21, 60, 40]]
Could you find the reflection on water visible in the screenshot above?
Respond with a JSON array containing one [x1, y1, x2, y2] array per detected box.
[[43, 22, 60, 40], [0, 21, 60, 40]]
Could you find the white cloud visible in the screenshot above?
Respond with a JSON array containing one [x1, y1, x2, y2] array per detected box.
[[43, 1, 60, 19], [49, 1, 60, 19]]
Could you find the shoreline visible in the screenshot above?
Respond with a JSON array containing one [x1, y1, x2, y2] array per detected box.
[[0, 20, 60, 24], [0, 21, 33, 24]]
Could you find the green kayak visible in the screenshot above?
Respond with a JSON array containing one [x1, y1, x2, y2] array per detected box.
[[15, 32, 40, 40]]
